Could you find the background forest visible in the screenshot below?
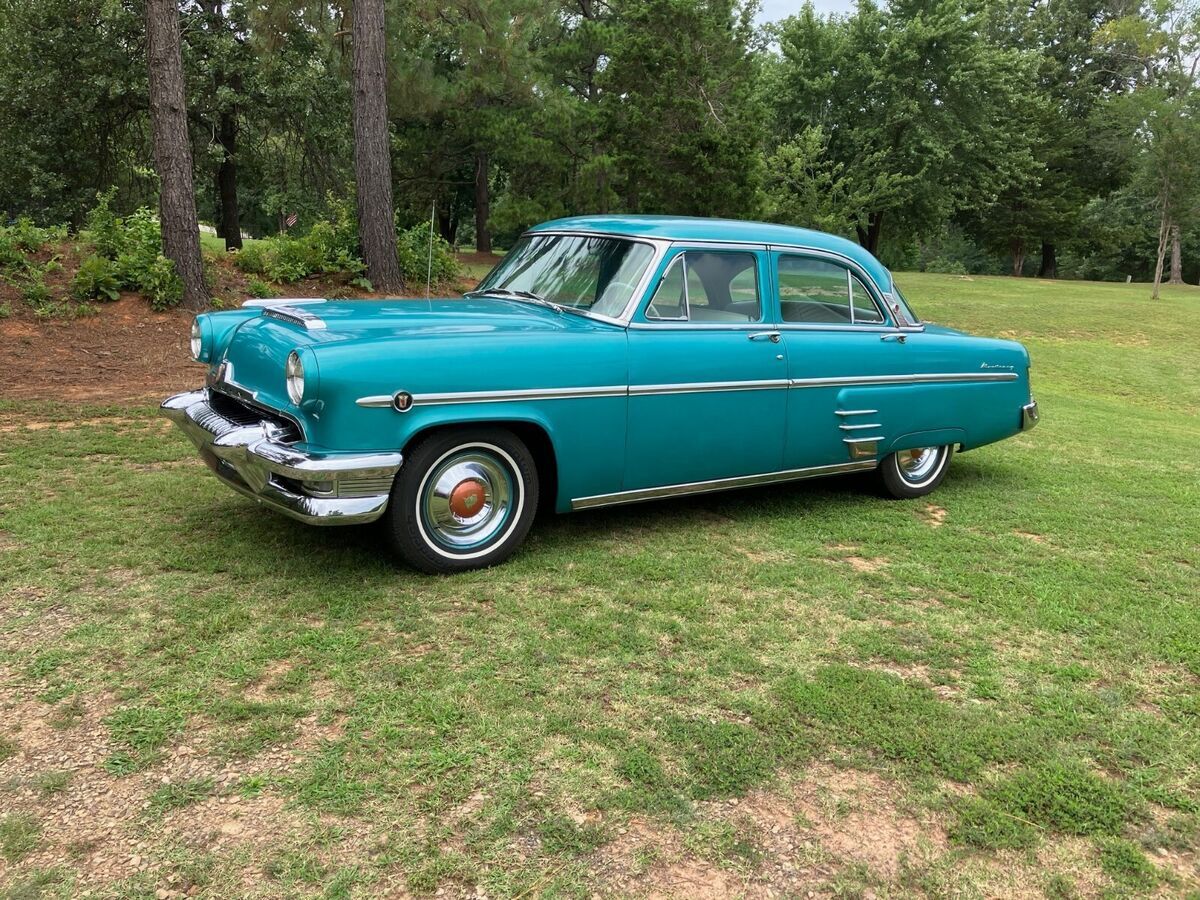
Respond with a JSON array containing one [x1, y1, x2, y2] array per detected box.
[[0, 0, 1197, 297]]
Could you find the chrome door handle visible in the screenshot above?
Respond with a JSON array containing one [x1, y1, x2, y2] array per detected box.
[[880, 333, 907, 343], [749, 331, 781, 343]]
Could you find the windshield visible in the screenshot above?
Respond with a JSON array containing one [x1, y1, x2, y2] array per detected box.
[[473, 234, 655, 318], [888, 279, 921, 325]]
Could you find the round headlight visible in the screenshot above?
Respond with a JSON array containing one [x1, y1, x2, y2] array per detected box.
[[190, 319, 203, 361], [286, 351, 305, 405]]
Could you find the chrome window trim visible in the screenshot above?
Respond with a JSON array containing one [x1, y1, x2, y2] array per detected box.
[[355, 372, 1013, 411], [570, 460, 877, 510], [640, 246, 765, 325], [775, 251, 889, 328], [645, 254, 689, 322]]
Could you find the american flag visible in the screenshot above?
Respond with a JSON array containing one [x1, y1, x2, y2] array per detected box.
[[284, 212, 298, 228]]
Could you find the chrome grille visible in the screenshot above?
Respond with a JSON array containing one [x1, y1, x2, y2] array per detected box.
[[206, 389, 302, 443]]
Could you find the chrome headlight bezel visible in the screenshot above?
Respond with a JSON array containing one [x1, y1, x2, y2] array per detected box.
[[286, 351, 305, 405], [190, 319, 203, 360]]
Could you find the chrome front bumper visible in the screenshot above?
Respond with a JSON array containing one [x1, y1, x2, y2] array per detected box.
[[160, 389, 403, 525], [1021, 399, 1039, 431]]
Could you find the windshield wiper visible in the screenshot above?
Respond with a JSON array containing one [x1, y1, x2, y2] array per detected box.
[[464, 287, 568, 315]]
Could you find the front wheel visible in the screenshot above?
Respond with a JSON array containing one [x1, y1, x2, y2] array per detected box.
[[385, 428, 539, 574], [878, 444, 954, 499]]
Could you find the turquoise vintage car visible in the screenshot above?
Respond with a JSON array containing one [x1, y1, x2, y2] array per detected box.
[[162, 215, 1038, 572]]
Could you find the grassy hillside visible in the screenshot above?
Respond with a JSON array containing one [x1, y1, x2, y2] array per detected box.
[[0, 274, 1197, 898]]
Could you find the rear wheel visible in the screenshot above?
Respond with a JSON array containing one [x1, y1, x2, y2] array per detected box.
[[878, 444, 953, 498], [386, 427, 538, 573]]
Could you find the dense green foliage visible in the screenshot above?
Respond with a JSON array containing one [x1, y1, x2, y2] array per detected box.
[[0, 0, 1196, 284], [82, 192, 184, 310]]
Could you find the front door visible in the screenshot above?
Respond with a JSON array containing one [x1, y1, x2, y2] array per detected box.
[[624, 248, 788, 491]]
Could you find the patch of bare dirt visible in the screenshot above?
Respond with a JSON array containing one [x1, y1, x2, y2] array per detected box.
[[0, 665, 373, 895], [0, 251, 482, 405], [589, 763, 948, 896], [921, 504, 948, 528], [1013, 530, 1049, 544]]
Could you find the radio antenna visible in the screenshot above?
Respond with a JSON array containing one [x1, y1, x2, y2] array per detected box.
[[426, 200, 436, 304]]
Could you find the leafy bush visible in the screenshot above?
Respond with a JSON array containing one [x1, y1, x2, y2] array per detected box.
[[0, 217, 64, 278], [79, 195, 183, 309], [234, 242, 268, 274], [71, 254, 121, 301], [82, 188, 126, 258], [397, 224, 459, 287], [140, 254, 183, 311], [231, 199, 457, 290], [246, 278, 274, 299]]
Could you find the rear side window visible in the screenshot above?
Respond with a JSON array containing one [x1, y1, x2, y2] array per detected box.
[[646, 251, 761, 323], [778, 256, 884, 325]]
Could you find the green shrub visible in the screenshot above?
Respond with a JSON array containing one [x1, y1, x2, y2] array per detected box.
[[141, 254, 183, 311], [246, 278, 274, 299], [235, 242, 268, 274], [397, 223, 460, 287], [82, 187, 126, 258], [71, 254, 121, 301]]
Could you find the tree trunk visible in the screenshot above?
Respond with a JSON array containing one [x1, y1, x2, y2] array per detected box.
[[437, 205, 457, 244], [1037, 241, 1057, 279], [1010, 238, 1026, 277], [216, 108, 242, 251], [145, 0, 208, 309], [1151, 211, 1169, 300], [350, 0, 403, 292], [474, 151, 491, 254], [1168, 223, 1183, 284], [856, 212, 883, 256]]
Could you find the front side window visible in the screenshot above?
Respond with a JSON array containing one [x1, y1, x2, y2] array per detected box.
[[645, 251, 761, 323], [473, 234, 655, 318], [778, 256, 885, 325]]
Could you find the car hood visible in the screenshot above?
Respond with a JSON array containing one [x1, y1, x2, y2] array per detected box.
[[212, 297, 616, 411]]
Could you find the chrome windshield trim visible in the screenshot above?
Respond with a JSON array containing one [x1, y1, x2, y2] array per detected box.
[[506, 231, 671, 324], [791, 372, 1017, 388], [571, 460, 877, 510], [262, 305, 328, 330]]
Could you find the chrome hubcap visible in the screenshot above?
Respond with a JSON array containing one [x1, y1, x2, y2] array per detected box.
[[422, 451, 513, 550], [896, 446, 941, 482]]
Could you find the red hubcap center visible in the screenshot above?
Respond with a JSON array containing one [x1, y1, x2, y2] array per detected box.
[[449, 479, 486, 518]]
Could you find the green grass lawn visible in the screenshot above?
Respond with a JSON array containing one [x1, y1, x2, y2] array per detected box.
[[0, 274, 1198, 898]]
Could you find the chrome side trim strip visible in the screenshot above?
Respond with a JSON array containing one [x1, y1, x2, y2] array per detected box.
[[263, 305, 328, 330], [356, 395, 394, 408], [791, 372, 1017, 388], [414, 385, 627, 406], [629, 379, 789, 397], [355, 372, 1016, 410], [844, 436, 885, 443], [839, 423, 881, 431], [570, 461, 877, 511]]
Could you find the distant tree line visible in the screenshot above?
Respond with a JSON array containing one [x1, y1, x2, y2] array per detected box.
[[0, 0, 1196, 301]]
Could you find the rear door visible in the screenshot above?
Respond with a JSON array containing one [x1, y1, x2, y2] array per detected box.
[[773, 252, 918, 468]]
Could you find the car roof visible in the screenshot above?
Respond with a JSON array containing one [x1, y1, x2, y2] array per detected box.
[[527, 215, 893, 293]]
